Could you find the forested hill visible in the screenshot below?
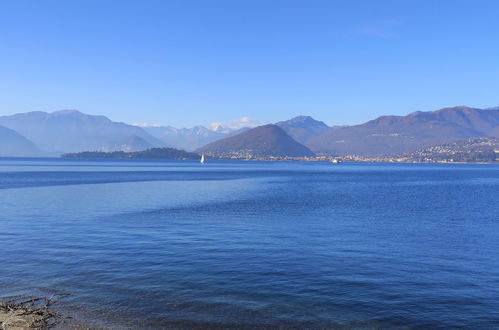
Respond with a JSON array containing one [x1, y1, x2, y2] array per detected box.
[[62, 147, 199, 159]]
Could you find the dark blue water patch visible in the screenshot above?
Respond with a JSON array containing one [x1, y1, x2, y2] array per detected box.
[[0, 160, 498, 328], [1, 161, 498, 190], [0, 170, 257, 189]]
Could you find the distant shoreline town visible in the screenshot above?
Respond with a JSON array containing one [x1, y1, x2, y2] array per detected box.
[[62, 136, 498, 164], [2, 105, 498, 163]]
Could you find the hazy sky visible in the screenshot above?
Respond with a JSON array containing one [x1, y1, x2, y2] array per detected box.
[[1, 0, 499, 127]]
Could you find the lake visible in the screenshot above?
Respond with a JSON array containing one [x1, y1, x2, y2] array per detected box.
[[0, 158, 498, 329]]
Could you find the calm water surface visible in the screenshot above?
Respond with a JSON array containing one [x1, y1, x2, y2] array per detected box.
[[0, 158, 498, 329]]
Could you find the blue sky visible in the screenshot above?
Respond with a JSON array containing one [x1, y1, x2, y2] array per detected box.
[[1, 0, 498, 127]]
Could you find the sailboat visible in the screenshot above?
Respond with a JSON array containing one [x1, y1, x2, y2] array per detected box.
[[200, 153, 205, 164]]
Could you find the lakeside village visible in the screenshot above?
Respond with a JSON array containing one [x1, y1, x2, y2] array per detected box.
[[205, 154, 499, 164], [63, 138, 499, 164], [212, 137, 499, 163], [62, 151, 499, 164], [209, 156, 494, 163], [63, 150, 499, 164]]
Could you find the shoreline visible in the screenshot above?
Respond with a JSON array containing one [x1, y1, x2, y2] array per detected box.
[[0, 298, 60, 330], [0, 300, 393, 330], [0, 155, 497, 164], [0, 295, 397, 329]]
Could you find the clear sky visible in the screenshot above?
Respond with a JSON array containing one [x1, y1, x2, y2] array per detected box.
[[1, 0, 498, 128]]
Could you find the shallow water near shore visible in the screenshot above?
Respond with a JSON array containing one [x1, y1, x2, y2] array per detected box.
[[1, 158, 499, 329]]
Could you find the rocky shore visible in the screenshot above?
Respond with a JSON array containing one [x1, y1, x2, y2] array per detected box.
[[0, 298, 60, 330]]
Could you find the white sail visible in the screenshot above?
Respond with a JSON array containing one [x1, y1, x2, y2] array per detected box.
[[200, 154, 205, 164]]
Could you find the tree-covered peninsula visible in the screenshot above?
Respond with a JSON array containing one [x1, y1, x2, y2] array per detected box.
[[62, 147, 200, 160]]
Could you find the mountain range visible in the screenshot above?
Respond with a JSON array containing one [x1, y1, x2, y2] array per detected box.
[[143, 125, 250, 151], [306, 106, 499, 156], [0, 105, 498, 158], [0, 110, 164, 154]]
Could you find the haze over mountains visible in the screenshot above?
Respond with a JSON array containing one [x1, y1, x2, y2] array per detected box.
[[0, 106, 498, 158], [0, 124, 41, 156], [143, 125, 250, 151], [0, 110, 256, 156], [0, 110, 163, 154]]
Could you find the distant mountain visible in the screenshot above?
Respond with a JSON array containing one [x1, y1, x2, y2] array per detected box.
[[276, 116, 330, 144], [143, 125, 252, 151], [62, 147, 199, 160], [0, 124, 41, 156], [209, 117, 266, 134], [4, 105, 498, 158], [228, 127, 252, 136], [143, 126, 224, 151], [210, 123, 241, 134], [307, 106, 499, 156], [0, 110, 164, 153], [116, 135, 157, 152], [403, 137, 499, 163], [196, 124, 315, 158]]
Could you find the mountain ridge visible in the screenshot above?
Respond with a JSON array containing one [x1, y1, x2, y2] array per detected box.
[[276, 116, 330, 144], [306, 106, 499, 156], [196, 124, 315, 158], [0, 124, 41, 156], [142, 125, 252, 151], [1, 105, 498, 157], [0, 110, 164, 153]]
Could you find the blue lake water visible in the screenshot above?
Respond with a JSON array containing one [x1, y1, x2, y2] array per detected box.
[[0, 158, 498, 329]]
